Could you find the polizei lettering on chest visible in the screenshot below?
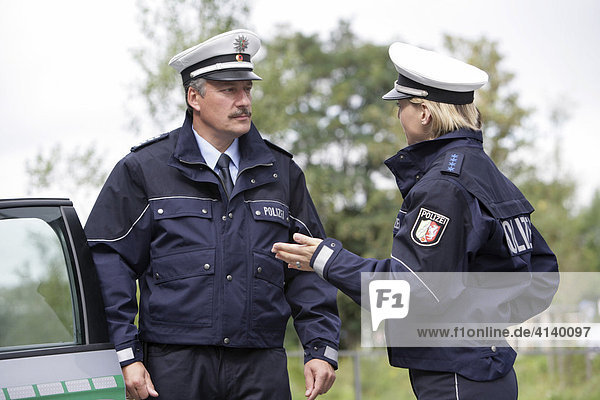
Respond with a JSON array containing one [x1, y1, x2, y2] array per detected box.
[[501, 215, 533, 255], [263, 206, 286, 221]]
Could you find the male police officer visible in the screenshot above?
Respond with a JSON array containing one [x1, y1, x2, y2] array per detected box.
[[85, 29, 340, 400]]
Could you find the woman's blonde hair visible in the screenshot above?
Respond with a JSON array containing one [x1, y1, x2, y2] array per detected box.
[[409, 98, 481, 139]]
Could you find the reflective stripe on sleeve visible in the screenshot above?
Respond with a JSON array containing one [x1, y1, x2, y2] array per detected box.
[[313, 246, 334, 279], [116, 348, 135, 363], [324, 346, 338, 363], [391, 254, 440, 303], [87, 204, 149, 243]]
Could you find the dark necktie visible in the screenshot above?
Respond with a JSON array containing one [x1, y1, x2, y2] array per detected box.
[[216, 153, 234, 197]]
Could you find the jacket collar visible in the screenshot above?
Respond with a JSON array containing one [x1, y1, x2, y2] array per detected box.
[[172, 112, 275, 169], [384, 129, 483, 197]]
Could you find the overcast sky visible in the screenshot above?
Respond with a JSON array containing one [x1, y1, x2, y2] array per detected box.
[[1, 0, 598, 219]]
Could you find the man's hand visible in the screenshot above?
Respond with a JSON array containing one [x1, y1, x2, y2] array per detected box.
[[122, 362, 159, 399], [304, 358, 336, 400]]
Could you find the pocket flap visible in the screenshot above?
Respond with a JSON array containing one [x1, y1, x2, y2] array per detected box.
[[150, 197, 214, 220], [152, 247, 215, 283], [486, 198, 534, 220], [253, 251, 285, 288], [247, 200, 290, 226]]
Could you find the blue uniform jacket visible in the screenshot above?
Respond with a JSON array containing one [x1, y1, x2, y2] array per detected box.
[[309, 129, 559, 381], [85, 114, 341, 368]]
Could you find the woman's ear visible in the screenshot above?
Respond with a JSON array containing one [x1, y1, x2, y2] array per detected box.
[[420, 103, 432, 126]]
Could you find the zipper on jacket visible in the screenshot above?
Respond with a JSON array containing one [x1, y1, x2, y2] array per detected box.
[[237, 162, 274, 177]]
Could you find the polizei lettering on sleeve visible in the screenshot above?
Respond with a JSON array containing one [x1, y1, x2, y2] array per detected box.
[[501, 215, 533, 256], [410, 207, 450, 246]]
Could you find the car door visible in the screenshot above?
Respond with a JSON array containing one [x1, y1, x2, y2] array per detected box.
[[0, 198, 125, 399]]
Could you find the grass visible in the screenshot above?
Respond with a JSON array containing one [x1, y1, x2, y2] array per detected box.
[[287, 350, 600, 399]]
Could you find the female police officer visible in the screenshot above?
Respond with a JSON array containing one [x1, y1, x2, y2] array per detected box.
[[272, 42, 559, 399]]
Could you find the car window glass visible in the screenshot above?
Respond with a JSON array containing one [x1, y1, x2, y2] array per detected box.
[[0, 217, 75, 349]]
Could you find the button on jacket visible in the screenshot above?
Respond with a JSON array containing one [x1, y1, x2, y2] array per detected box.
[[309, 129, 558, 381], [85, 114, 341, 368]]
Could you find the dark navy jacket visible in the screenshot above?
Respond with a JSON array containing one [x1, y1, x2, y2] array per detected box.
[[85, 114, 341, 368], [309, 129, 558, 381]]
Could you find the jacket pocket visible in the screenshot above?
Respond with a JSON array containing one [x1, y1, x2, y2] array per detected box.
[[149, 247, 215, 326], [251, 251, 290, 331], [149, 197, 216, 250]]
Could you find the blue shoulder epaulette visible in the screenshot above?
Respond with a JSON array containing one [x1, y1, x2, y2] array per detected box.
[[440, 151, 464, 177], [264, 140, 293, 158], [131, 132, 170, 152]]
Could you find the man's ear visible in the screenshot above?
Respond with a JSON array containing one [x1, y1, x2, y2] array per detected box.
[[187, 87, 202, 113]]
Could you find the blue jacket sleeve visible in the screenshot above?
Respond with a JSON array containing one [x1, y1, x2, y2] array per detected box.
[[84, 155, 151, 366], [507, 224, 559, 322]]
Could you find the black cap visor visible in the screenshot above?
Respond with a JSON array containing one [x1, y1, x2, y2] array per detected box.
[[202, 69, 262, 81]]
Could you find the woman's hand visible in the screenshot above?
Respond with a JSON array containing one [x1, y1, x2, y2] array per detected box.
[[271, 233, 323, 271]]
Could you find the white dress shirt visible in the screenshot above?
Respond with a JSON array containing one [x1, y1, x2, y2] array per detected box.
[[192, 128, 240, 183]]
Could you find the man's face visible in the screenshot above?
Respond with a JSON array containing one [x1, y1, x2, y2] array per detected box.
[[192, 80, 253, 142]]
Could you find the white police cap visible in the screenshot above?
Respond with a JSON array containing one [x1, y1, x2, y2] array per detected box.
[[169, 29, 262, 84], [382, 42, 488, 104]]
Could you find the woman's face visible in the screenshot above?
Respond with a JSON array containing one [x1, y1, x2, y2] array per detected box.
[[397, 99, 431, 145]]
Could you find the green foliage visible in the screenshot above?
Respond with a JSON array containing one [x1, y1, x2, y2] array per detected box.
[[515, 352, 600, 400], [25, 145, 62, 189], [573, 191, 600, 272], [519, 173, 580, 271], [25, 143, 108, 196]]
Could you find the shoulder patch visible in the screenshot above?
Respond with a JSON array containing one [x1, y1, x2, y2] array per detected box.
[[264, 140, 293, 158], [440, 152, 464, 177], [131, 132, 170, 152], [411, 207, 450, 246]]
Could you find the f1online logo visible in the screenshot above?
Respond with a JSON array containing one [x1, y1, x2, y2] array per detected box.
[[369, 280, 411, 331]]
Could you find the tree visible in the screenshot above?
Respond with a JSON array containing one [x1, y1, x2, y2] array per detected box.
[[25, 144, 108, 218], [573, 191, 600, 272]]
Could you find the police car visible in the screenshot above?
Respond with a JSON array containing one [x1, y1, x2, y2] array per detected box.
[[0, 199, 125, 399]]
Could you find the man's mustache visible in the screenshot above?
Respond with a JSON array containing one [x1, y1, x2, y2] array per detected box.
[[229, 108, 252, 118]]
